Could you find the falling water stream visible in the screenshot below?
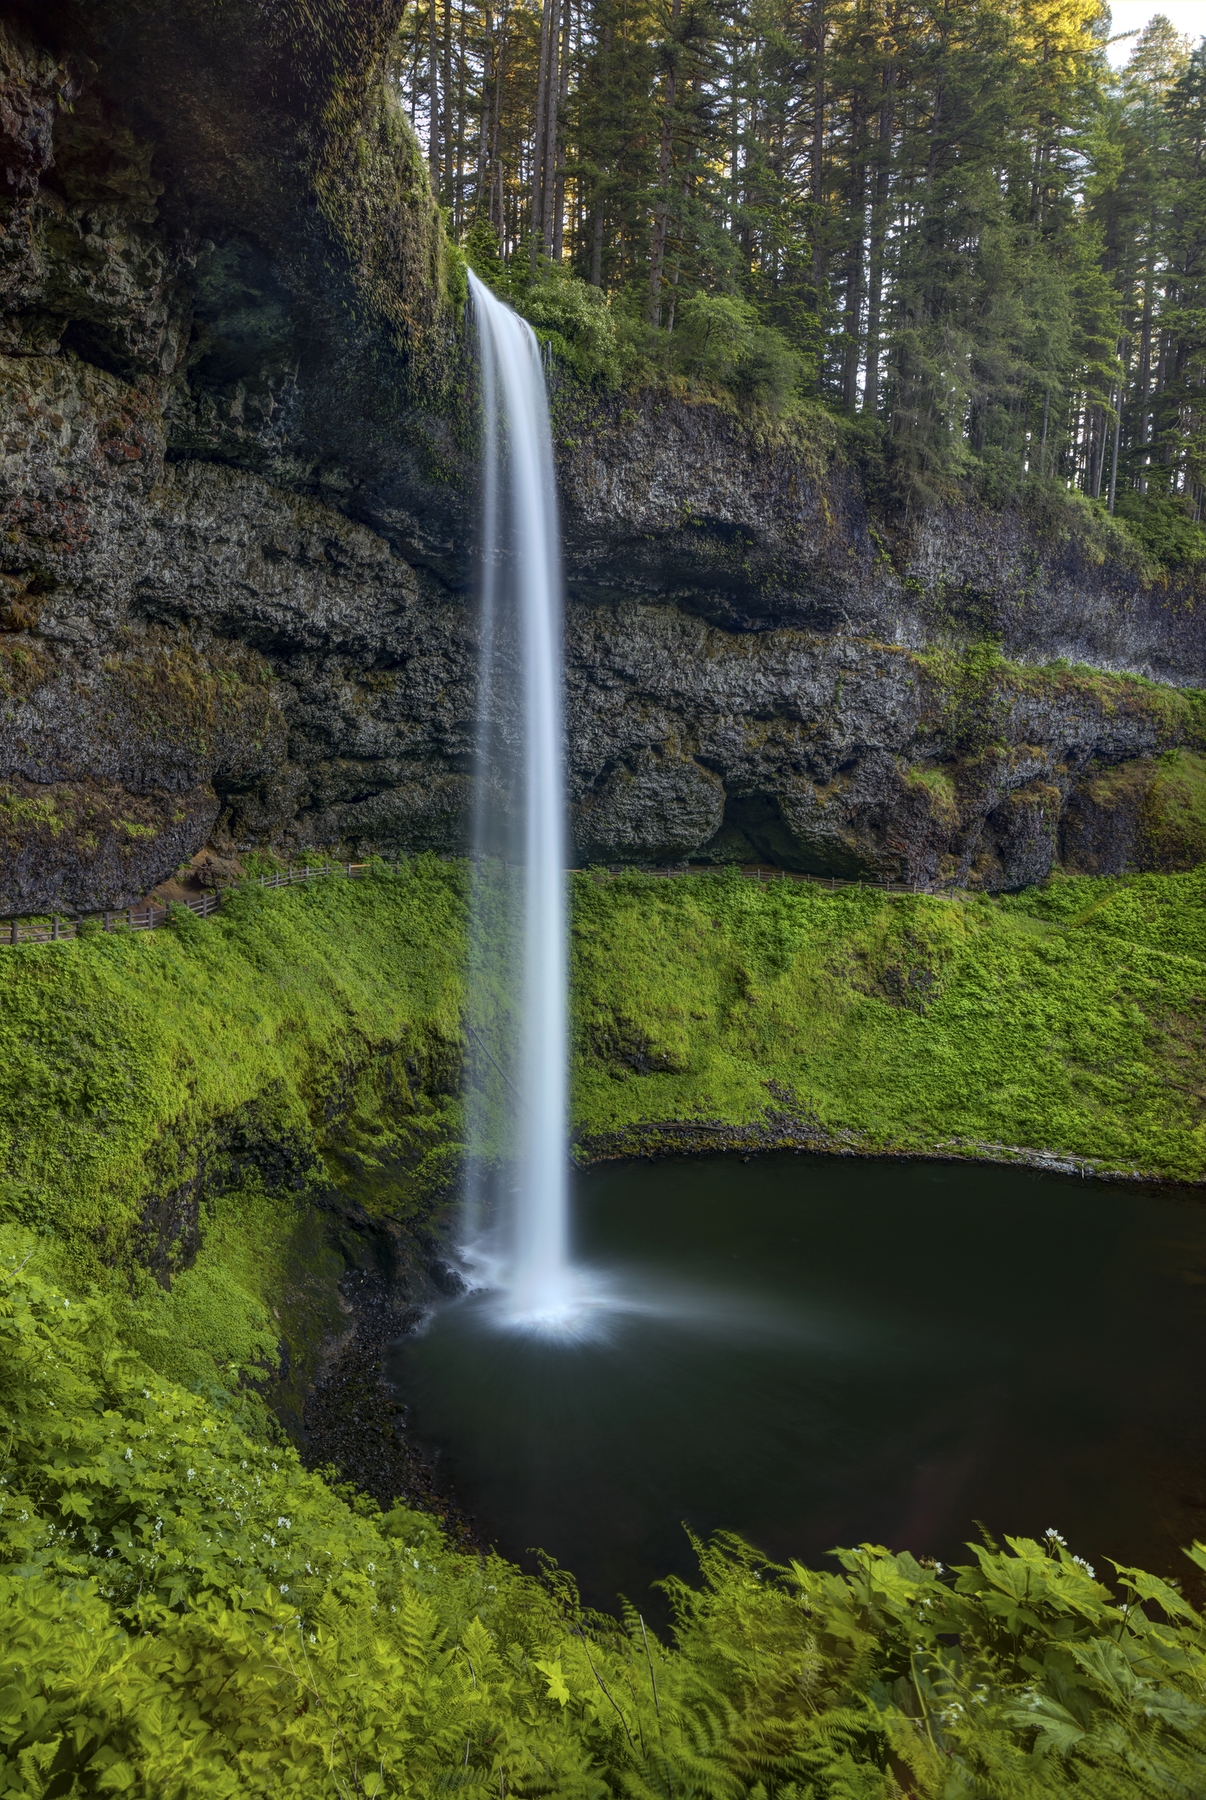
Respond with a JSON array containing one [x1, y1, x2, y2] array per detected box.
[[419, 278, 1205, 1607], [466, 272, 573, 1325]]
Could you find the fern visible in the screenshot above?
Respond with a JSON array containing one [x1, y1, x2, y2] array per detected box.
[[2, 1234, 1206, 1796]]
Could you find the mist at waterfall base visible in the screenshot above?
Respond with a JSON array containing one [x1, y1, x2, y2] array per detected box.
[[391, 1154, 1206, 1613], [464, 270, 576, 1327]]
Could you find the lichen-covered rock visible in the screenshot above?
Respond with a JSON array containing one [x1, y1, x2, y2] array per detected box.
[[0, 20, 75, 199], [0, 776, 217, 915], [557, 391, 1205, 681], [564, 603, 1203, 887], [574, 746, 726, 866], [0, 625, 284, 912]]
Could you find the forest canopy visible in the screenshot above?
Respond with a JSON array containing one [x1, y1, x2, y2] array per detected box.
[[398, 0, 1206, 553]]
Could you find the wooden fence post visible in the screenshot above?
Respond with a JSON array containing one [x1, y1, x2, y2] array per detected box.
[[9, 920, 16, 946]]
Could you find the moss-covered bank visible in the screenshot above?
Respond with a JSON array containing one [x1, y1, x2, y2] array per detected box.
[[0, 857, 466, 1408], [4, 1231, 1206, 1797], [571, 865, 1206, 1184], [2, 858, 1205, 1790], [0, 853, 1201, 1416]]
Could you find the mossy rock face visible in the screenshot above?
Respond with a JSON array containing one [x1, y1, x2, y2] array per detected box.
[[1142, 751, 1206, 871], [1063, 750, 1206, 876], [1, 4, 1205, 915], [0, 777, 219, 915], [567, 616, 1205, 890], [0, 4, 476, 909]]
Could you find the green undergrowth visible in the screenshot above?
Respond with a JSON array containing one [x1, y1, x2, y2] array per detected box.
[[0, 859, 467, 1401], [570, 865, 1206, 1182], [4, 1232, 1206, 1798], [1146, 751, 1206, 868], [3, 860, 1206, 1788], [2, 852, 1204, 1440]]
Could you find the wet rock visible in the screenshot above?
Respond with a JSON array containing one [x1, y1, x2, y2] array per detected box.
[[427, 1257, 467, 1296]]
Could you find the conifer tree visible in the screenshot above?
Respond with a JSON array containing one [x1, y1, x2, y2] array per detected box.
[[398, 0, 1206, 552]]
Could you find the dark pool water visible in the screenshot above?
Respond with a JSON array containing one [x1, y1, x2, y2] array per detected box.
[[388, 1155, 1206, 1612]]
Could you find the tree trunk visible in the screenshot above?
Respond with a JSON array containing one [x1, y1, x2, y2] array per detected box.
[[841, 90, 866, 412], [476, 1, 493, 225], [1038, 386, 1050, 475], [811, 0, 825, 207], [428, 0, 440, 189], [530, 0, 555, 266], [1108, 384, 1123, 514], [454, 0, 467, 229], [863, 60, 894, 416], [492, 0, 507, 240], [540, 0, 565, 256], [647, 0, 682, 323], [441, 0, 453, 202], [552, 0, 573, 261], [1137, 246, 1154, 489], [1090, 405, 1105, 499], [588, 19, 612, 286], [590, 204, 604, 286]]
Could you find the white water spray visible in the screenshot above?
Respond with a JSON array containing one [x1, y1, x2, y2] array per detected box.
[[467, 271, 573, 1326]]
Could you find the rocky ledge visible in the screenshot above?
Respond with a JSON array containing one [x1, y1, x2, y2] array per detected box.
[[0, 0, 1202, 914]]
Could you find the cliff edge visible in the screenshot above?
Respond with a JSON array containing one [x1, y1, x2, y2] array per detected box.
[[0, 0, 1202, 913]]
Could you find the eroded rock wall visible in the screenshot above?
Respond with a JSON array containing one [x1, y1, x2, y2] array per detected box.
[[0, 0, 1202, 915], [0, 0, 470, 910]]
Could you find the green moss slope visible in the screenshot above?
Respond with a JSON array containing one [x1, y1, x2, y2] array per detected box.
[[0, 854, 1200, 1409], [2, 858, 1205, 1787], [571, 866, 1206, 1183], [0, 858, 464, 1250], [0, 859, 467, 1399]]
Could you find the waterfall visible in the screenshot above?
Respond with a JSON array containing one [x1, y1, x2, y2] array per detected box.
[[466, 270, 572, 1326]]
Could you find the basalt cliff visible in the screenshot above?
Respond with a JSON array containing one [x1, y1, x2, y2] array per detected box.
[[1, 0, 1203, 917]]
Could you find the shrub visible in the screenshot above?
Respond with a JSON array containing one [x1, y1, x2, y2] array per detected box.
[[668, 290, 803, 412], [466, 231, 626, 390], [1114, 486, 1206, 568]]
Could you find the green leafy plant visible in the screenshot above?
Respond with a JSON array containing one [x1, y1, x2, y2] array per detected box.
[[3, 1232, 1206, 1797]]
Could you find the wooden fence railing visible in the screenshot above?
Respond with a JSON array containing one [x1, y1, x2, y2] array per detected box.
[[0, 858, 952, 947], [0, 861, 404, 947]]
